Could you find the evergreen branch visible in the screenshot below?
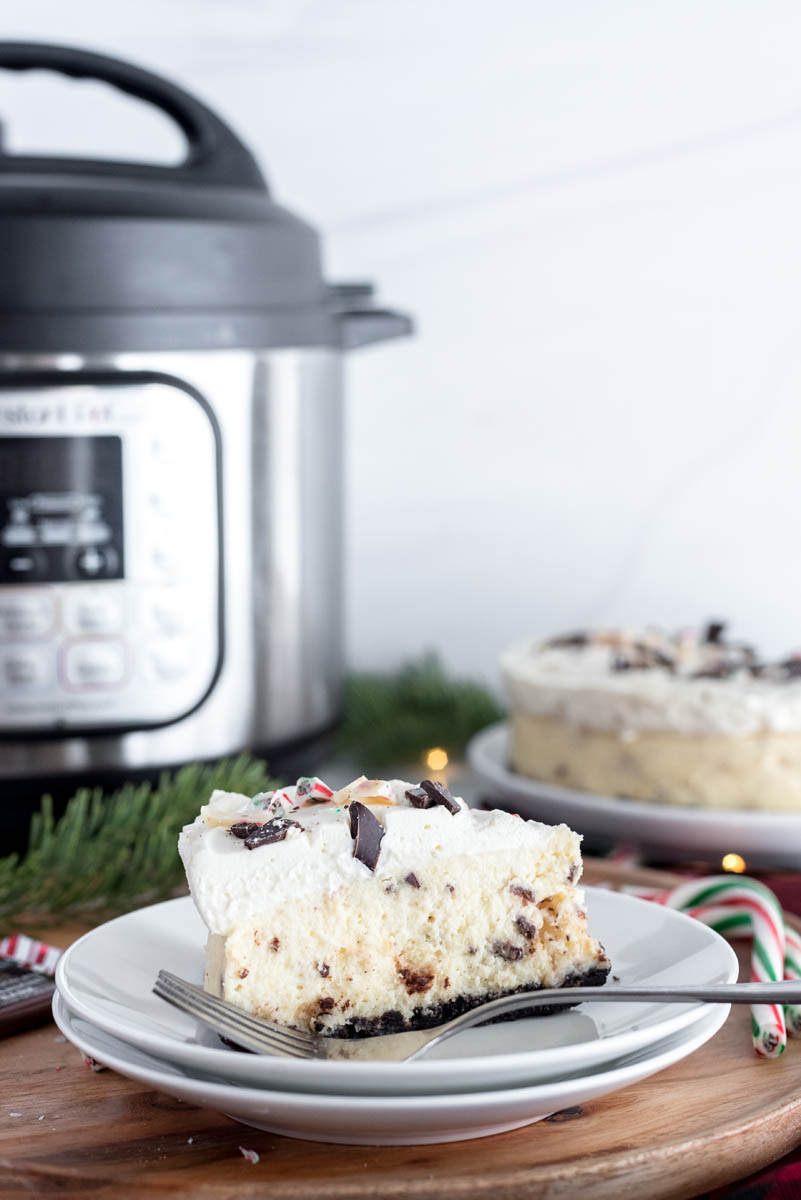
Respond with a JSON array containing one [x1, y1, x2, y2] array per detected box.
[[337, 654, 504, 771], [0, 755, 276, 924]]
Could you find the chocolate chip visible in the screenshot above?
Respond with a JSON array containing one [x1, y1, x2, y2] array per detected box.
[[515, 915, 537, 940], [419, 779, 460, 815], [567, 864, 579, 885], [704, 621, 726, 645], [240, 817, 301, 850], [270, 937, 280, 952], [446, 884, 455, 894], [349, 801, 385, 871], [318, 997, 336, 1011], [317, 962, 330, 978], [238, 968, 249, 979], [510, 883, 536, 903], [404, 872, 421, 888], [492, 940, 524, 962], [405, 786, 433, 808], [397, 965, 435, 994]]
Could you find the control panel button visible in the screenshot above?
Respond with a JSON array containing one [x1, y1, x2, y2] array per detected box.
[[1, 647, 49, 689], [72, 546, 120, 580], [0, 593, 55, 639], [144, 591, 190, 638], [63, 640, 126, 688], [143, 640, 193, 683], [64, 591, 124, 636], [1, 548, 49, 582]]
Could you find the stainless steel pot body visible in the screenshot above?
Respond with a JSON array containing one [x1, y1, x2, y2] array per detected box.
[[0, 348, 343, 780]]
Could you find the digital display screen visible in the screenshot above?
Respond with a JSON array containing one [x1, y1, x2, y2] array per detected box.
[[0, 436, 124, 583]]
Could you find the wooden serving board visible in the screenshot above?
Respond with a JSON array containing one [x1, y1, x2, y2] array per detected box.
[[3, 862, 801, 1200]]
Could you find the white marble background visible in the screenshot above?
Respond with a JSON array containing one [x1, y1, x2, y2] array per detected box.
[[3, 1, 801, 684]]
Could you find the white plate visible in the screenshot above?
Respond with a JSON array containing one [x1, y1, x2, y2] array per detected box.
[[53, 991, 728, 1145], [469, 722, 801, 869], [55, 890, 736, 1096]]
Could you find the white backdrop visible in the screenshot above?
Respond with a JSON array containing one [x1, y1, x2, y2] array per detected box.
[[3, 1, 801, 684]]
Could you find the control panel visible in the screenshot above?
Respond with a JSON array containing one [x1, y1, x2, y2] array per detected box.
[[0, 377, 221, 733]]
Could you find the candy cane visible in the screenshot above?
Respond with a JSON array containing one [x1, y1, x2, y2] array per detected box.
[[783, 925, 801, 1037], [658, 876, 787, 1058], [0, 933, 62, 976]]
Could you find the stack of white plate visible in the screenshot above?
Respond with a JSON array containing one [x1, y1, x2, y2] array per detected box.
[[54, 889, 737, 1145]]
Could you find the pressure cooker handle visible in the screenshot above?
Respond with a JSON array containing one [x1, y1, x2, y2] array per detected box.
[[330, 283, 414, 350], [0, 41, 265, 189]]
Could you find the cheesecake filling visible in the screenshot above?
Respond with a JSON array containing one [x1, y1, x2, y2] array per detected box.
[[180, 776, 609, 1037]]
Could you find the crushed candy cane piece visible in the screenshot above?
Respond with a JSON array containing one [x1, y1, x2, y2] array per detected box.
[[80, 1053, 107, 1073], [296, 776, 334, 804], [250, 790, 275, 810]]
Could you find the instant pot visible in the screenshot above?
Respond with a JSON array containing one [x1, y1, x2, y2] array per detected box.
[[0, 42, 411, 786]]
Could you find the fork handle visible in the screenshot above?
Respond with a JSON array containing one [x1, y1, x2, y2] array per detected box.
[[408, 982, 801, 1061]]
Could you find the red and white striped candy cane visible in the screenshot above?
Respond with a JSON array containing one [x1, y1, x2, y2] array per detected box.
[[0, 933, 62, 976], [656, 876, 787, 1058]]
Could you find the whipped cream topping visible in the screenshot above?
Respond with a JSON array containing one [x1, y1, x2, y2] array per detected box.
[[179, 777, 574, 936], [501, 628, 801, 736]]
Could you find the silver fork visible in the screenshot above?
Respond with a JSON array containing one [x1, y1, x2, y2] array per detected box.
[[153, 970, 801, 1063]]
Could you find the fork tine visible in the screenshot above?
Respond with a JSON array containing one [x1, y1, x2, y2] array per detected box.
[[153, 979, 312, 1059], [156, 971, 317, 1049], [154, 974, 316, 1051], [152, 977, 307, 1053], [154, 972, 318, 1055]]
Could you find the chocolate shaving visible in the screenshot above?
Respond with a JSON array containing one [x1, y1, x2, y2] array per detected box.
[[510, 883, 535, 903], [405, 786, 433, 808], [545, 632, 588, 648], [404, 872, 421, 888], [419, 779, 460, 815], [349, 801, 385, 871], [229, 822, 261, 839], [492, 940, 524, 962], [317, 997, 336, 1012], [239, 817, 300, 850], [317, 962, 330, 978], [704, 621, 726, 645], [691, 664, 737, 680]]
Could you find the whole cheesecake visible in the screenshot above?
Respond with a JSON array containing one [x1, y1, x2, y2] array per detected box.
[[501, 624, 801, 812], [179, 775, 609, 1036]]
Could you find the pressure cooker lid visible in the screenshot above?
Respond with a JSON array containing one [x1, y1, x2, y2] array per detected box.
[[0, 43, 402, 353]]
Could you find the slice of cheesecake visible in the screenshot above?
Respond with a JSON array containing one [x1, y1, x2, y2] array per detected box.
[[178, 775, 610, 1037]]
